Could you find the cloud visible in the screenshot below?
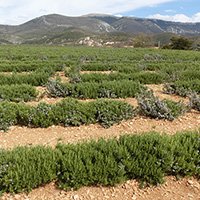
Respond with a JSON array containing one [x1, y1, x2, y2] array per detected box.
[[148, 12, 200, 23], [164, 9, 176, 13], [0, 0, 175, 25]]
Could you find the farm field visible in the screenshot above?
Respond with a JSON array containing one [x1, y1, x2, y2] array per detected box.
[[0, 45, 199, 200]]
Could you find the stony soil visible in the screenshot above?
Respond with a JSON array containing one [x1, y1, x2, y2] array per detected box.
[[0, 110, 199, 149], [2, 177, 200, 200], [80, 71, 117, 74]]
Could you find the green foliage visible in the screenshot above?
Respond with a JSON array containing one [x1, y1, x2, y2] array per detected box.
[[79, 72, 164, 84], [0, 68, 55, 86], [80, 63, 118, 71], [0, 61, 63, 73], [65, 65, 81, 83], [133, 34, 154, 48], [169, 36, 193, 50], [46, 79, 70, 97], [164, 80, 200, 97], [47, 79, 146, 99], [0, 84, 38, 102], [0, 132, 199, 194], [53, 98, 96, 126], [137, 90, 186, 120], [188, 92, 200, 111], [57, 132, 200, 190], [0, 146, 57, 193], [0, 99, 135, 131], [163, 99, 187, 119], [26, 103, 55, 128], [170, 133, 200, 177], [119, 133, 173, 185], [57, 140, 126, 190], [0, 102, 18, 131], [180, 70, 200, 81], [92, 100, 134, 128]]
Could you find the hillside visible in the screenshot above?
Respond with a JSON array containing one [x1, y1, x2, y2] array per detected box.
[[0, 13, 200, 44]]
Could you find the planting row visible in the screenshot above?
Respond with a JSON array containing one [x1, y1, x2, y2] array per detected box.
[[1, 46, 200, 61], [79, 61, 200, 73], [164, 80, 200, 97], [0, 67, 57, 86], [1, 79, 199, 104], [47, 80, 146, 98], [77, 71, 164, 84], [0, 91, 194, 131], [0, 132, 199, 194], [46, 79, 200, 108], [0, 98, 134, 131], [0, 84, 37, 102], [0, 61, 65, 72], [67, 68, 200, 85]]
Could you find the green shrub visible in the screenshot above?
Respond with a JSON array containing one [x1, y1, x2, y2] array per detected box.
[[57, 140, 126, 190], [92, 99, 134, 128], [26, 103, 55, 128], [164, 80, 200, 97], [47, 80, 146, 99], [0, 61, 63, 73], [0, 84, 38, 102], [80, 63, 118, 71], [170, 133, 200, 177], [46, 79, 71, 97], [119, 133, 173, 185], [169, 36, 193, 50], [65, 65, 81, 83], [137, 90, 186, 120], [0, 68, 55, 86], [0, 102, 18, 131], [56, 132, 199, 190], [180, 70, 200, 81], [53, 98, 96, 126], [163, 99, 187, 119], [0, 132, 199, 194], [0, 146, 57, 193], [188, 92, 200, 111], [0, 99, 135, 131], [15, 103, 33, 126], [80, 72, 164, 84]]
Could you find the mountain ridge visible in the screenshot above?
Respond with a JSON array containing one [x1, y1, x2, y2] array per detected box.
[[0, 13, 200, 44]]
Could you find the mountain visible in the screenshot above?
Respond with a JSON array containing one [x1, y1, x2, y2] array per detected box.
[[90, 15, 200, 35], [0, 13, 200, 44]]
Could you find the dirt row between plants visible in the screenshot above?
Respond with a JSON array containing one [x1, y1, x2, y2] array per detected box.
[[80, 70, 118, 74], [0, 72, 31, 75], [53, 71, 70, 83], [0, 110, 199, 149], [2, 176, 199, 200]]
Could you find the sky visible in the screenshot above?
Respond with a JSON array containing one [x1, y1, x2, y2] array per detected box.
[[0, 0, 199, 25]]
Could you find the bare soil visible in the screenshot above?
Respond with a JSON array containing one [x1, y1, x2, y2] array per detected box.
[[2, 177, 200, 200], [53, 71, 70, 83], [0, 72, 31, 75], [0, 110, 199, 149], [80, 71, 117, 74]]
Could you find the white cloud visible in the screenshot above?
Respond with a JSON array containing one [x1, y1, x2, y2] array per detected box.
[[148, 13, 200, 23], [164, 9, 176, 13], [0, 0, 175, 25]]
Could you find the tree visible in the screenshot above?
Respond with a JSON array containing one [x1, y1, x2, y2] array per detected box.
[[133, 34, 153, 48], [169, 36, 193, 50]]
